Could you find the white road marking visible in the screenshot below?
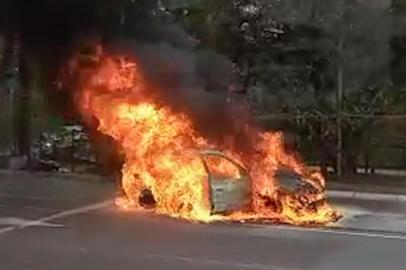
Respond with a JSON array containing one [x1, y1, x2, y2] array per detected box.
[[0, 203, 68, 212], [0, 200, 113, 236], [2, 198, 405, 242], [0, 217, 64, 227], [246, 224, 406, 241], [147, 253, 304, 270]]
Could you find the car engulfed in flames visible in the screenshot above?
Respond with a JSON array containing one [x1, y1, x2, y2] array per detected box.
[[138, 149, 335, 224], [67, 49, 341, 226]]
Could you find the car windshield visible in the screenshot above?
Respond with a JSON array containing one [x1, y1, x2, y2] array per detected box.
[[202, 154, 242, 179]]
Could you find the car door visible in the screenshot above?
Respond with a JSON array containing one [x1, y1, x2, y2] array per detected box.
[[199, 150, 252, 215]]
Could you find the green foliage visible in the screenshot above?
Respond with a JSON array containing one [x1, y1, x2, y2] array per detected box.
[[342, 88, 406, 134]]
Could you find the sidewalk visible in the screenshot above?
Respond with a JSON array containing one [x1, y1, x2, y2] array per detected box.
[[0, 170, 115, 209], [0, 169, 108, 183], [327, 190, 406, 202], [327, 174, 406, 202]]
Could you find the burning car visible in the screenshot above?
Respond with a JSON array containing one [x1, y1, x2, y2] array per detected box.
[[137, 149, 333, 223], [69, 50, 340, 225]]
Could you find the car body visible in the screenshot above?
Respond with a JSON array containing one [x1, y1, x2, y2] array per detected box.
[[199, 150, 252, 214]]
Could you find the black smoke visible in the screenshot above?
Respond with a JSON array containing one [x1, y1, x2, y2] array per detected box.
[[106, 40, 254, 150], [2, 0, 256, 153]]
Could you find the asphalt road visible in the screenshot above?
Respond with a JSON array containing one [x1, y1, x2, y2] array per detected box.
[[1, 173, 406, 270]]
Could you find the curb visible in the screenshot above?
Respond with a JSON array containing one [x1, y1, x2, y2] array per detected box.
[[0, 169, 108, 183], [327, 190, 406, 202]]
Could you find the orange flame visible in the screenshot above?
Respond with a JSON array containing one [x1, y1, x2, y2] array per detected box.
[[74, 52, 340, 225]]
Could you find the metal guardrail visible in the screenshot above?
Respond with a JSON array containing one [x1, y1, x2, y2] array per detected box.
[[256, 113, 406, 173]]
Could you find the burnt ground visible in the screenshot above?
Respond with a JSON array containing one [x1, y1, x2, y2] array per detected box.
[[1, 172, 406, 270]]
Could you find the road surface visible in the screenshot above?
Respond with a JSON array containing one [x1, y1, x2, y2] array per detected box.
[[1, 173, 406, 270]]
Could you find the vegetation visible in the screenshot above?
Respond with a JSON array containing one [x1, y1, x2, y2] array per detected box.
[[0, 0, 406, 176]]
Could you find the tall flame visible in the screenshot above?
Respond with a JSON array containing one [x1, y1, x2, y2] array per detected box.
[[73, 52, 340, 225]]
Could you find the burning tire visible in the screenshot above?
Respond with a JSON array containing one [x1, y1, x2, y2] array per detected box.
[[139, 189, 156, 209]]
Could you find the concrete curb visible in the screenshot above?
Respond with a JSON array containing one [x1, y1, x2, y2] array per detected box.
[[0, 169, 108, 182], [327, 190, 406, 202]]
